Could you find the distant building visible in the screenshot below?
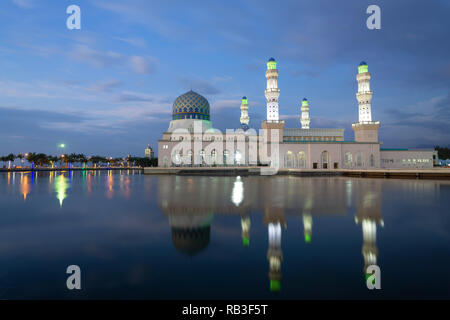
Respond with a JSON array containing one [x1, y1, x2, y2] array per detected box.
[[145, 145, 154, 159]]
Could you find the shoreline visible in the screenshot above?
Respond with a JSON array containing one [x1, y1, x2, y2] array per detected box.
[[0, 167, 144, 172], [143, 166, 450, 180], [2, 166, 449, 180]]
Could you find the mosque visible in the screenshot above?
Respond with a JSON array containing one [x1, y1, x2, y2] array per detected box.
[[158, 59, 436, 169]]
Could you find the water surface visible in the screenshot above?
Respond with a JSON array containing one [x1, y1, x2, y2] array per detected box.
[[0, 170, 449, 299]]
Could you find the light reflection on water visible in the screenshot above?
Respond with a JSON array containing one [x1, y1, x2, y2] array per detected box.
[[0, 171, 449, 299]]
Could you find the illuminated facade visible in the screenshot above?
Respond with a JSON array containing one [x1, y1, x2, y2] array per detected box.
[[157, 59, 435, 169]]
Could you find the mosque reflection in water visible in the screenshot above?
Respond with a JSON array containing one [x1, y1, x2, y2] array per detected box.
[[157, 175, 385, 292], [6, 170, 441, 293]]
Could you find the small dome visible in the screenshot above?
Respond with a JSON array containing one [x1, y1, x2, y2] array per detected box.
[[242, 96, 247, 99], [268, 57, 276, 62], [358, 61, 369, 74], [239, 123, 250, 131], [301, 98, 309, 107], [172, 90, 210, 121]]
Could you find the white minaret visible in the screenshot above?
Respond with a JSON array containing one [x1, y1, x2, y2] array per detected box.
[[265, 57, 280, 121], [300, 98, 310, 129], [356, 61, 373, 123], [240, 96, 249, 128], [352, 61, 380, 143], [267, 222, 282, 292]]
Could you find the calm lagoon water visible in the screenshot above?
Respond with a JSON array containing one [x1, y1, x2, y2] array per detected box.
[[0, 170, 449, 299]]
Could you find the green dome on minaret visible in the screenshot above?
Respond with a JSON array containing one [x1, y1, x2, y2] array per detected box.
[[358, 61, 368, 74], [302, 98, 309, 107], [267, 57, 277, 70]]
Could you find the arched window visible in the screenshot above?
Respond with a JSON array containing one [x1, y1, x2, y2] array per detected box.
[[297, 151, 306, 168], [356, 152, 363, 167], [223, 150, 230, 166], [187, 150, 193, 166], [284, 151, 294, 168], [172, 149, 182, 166], [200, 149, 205, 165], [235, 150, 242, 165], [370, 154, 375, 167], [345, 152, 352, 167], [321, 151, 329, 169], [211, 149, 217, 165]]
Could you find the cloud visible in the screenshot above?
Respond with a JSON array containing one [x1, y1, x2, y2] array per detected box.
[[69, 44, 124, 68], [115, 91, 154, 102], [212, 76, 233, 83], [114, 37, 147, 47], [94, 0, 190, 39], [211, 99, 241, 110], [12, 0, 34, 8], [380, 93, 450, 147], [129, 55, 156, 75], [288, 69, 320, 78], [280, 114, 299, 120], [89, 80, 123, 93], [178, 77, 221, 95]]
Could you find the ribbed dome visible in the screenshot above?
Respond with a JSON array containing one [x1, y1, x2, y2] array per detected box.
[[172, 90, 210, 121], [171, 226, 210, 256]]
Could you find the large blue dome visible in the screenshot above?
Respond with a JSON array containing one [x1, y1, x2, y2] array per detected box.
[[172, 90, 210, 121]]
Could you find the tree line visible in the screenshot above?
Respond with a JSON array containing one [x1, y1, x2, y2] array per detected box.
[[435, 146, 450, 160], [0, 153, 158, 168]]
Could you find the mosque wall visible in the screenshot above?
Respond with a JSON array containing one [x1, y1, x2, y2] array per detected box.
[[380, 150, 435, 169]]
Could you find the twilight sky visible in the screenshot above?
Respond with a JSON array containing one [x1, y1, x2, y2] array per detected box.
[[0, 0, 449, 157]]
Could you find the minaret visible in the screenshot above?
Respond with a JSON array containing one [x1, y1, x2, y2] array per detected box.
[[302, 192, 313, 243], [267, 222, 282, 292], [241, 215, 250, 247], [265, 58, 280, 121], [300, 98, 310, 129], [303, 213, 312, 243], [356, 62, 372, 122], [352, 61, 380, 143], [240, 96, 250, 130], [354, 179, 383, 280], [360, 219, 379, 277], [261, 58, 284, 145]]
